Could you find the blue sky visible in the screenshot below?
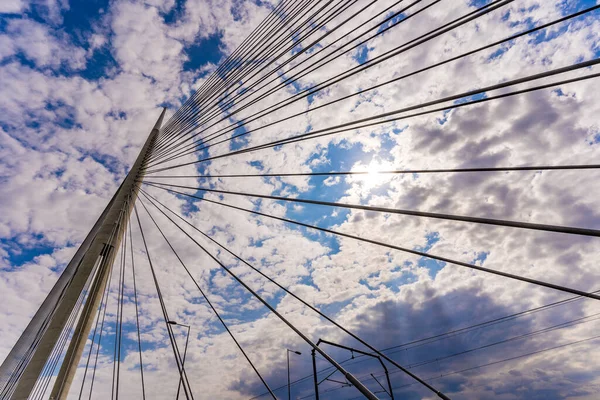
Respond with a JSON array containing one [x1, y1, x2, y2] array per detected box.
[[1, 0, 600, 399]]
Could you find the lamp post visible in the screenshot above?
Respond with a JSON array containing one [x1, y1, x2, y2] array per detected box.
[[287, 349, 301, 400], [168, 321, 190, 400]]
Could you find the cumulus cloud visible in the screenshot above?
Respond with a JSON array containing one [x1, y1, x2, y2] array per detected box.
[[0, 0, 28, 14], [1, 0, 600, 399]]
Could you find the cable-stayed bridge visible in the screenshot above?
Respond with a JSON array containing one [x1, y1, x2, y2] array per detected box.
[[1, 0, 600, 399]]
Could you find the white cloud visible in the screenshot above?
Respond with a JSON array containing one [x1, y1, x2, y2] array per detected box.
[[1, 19, 86, 69], [2, 0, 600, 398], [323, 176, 341, 186], [0, 0, 28, 14]]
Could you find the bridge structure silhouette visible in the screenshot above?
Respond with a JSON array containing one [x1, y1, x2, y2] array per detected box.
[[1, 0, 600, 399]]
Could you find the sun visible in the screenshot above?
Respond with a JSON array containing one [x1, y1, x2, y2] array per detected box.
[[352, 159, 392, 190]]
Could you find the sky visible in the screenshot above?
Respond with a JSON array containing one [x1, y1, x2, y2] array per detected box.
[[1, 0, 600, 399]]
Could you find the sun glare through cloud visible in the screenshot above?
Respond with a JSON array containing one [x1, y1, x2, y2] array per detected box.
[[1, 0, 600, 399]]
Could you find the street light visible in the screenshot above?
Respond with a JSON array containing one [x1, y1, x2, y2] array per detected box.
[[168, 321, 190, 400], [287, 349, 302, 400]]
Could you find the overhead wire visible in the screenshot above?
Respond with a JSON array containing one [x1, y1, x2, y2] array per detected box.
[[143, 180, 600, 238], [133, 205, 194, 400], [302, 323, 600, 400], [249, 285, 600, 398], [138, 188, 451, 399], [339, 331, 600, 400], [154, 0, 418, 156], [148, 0, 513, 165], [146, 163, 600, 180], [136, 196, 278, 399], [134, 193, 383, 400], [152, 2, 600, 166], [405, 313, 600, 370], [77, 247, 115, 400], [159, 0, 302, 133], [143, 183, 600, 303], [153, 0, 366, 159], [155, 0, 343, 148], [144, 57, 600, 174], [128, 222, 146, 400]]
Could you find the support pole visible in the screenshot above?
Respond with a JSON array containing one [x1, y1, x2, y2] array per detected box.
[[311, 349, 319, 400], [5, 108, 166, 400]]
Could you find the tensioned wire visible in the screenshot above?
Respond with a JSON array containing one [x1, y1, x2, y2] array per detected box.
[[159, 0, 415, 145], [154, 0, 440, 159], [134, 205, 194, 400], [143, 179, 600, 238], [79, 198, 147, 400], [153, 2, 600, 167], [136, 196, 278, 399], [153, 0, 447, 155], [139, 187, 600, 399], [157, 0, 314, 138], [74, 150, 192, 399], [70, 1, 600, 398], [142, 151, 600, 396], [139, 18, 600, 394], [150, 0, 513, 164], [145, 163, 600, 180], [128, 222, 146, 400], [156, 0, 322, 147], [134, 188, 445, 400], [77, 244, 115, 400], [157, 0, 418, 144], [249, 288, 600, 398], [142, 183, 600, 303], [138, 182, 592, 396], [150, 0, 464, 161], [154, 0, 417, 153], [111, 208, 128, 400], [143, 61, 600, 174], [158, 0, 329, 136], [142, 177, 592, 396], [156, 0, 367, 144], [0, 198, 129, 400], [30, 278, 93, 400], [148, 6, 595, 168], [138, 0, 596, 400], [28, 263, 101, 400], [147, 54, 600, 175], [155, 0, 349, 148], [160, 0, 296, 127], [153, 0, 369, 159], [81, 216, 128, 400], [138, 188, 451, 399], [0, 274, 86, 400], [32, 204, 129, 400]]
